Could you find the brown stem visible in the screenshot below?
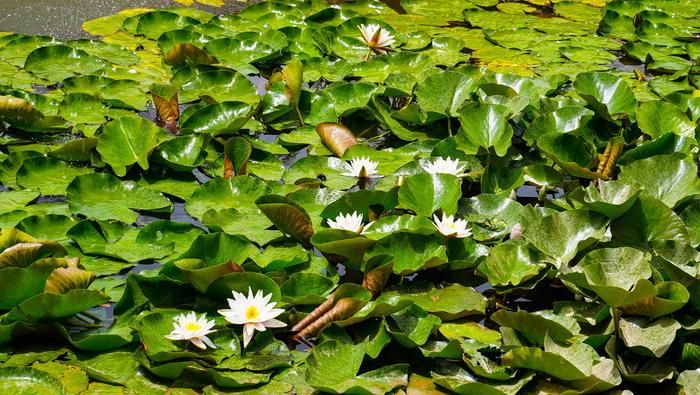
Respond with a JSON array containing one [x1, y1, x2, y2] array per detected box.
[[290, 295, 333, 332], [292, 298, 364, 340]]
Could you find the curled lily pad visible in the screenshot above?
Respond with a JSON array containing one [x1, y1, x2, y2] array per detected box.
[[256, 195, 315, 246], [0, 95, 64, 132], [135, 11, 200, 40], [0, 259, 67, 309], [581, 180, 640, 219], [223, 136, 251, 178], [316, 122, 358, 157], [165, 43, 217, 67], [311, 229, 375, 267], [0, 232, 66, 269], [386, 304, 441, 348], [43, 260, 96, 294], [503, 335, 598, 381], [456, 103, 513, 156], [521, 207, 607, 265], [206, 271, 282, 302], [151, 84, 180, 134], [416, 70, 477, 118], [431, 361, 534, 395]]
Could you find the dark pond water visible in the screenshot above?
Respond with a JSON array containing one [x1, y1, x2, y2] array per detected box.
[[0, 0, 256, 38]]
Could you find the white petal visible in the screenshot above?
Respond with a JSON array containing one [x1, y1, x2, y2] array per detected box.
[[165, 333, 184, 341], [190, 337, 207, 350], [201, 335, 217, 349], [262, 318, 287, 328], [243, 324, 255, 347]]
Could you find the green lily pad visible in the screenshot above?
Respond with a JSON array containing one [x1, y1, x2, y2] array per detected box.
[[180, 101, 256, 136], [398, 173, 461, 217], [96, 116, 162, 177], [574, 71, 637, 122], [492, 309, 580, 345], [619, 316, 681, 358], [619, 155, 700, 208], [366, 232, 447, 275], [431, 362, 534, 395], [186, 176, 269, 220], [503, 335, 598, 381], [456, 103, 513, 156], [5, 289, 109, 323], [637, 100, 696, 139], [66, 173, 172, 223], [177, 69, 259, 105], [24, 45, 107, 82], [15, 157, 92, 196], [386, 304, 441, 348], [521, 207, 607, 264], [478, 239, 546, 287], [0, 367, 65, 395]]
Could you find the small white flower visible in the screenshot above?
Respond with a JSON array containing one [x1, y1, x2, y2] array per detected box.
[[422, 157, 468, 177], [327, 211, 373, 234], [342, 157, 381, 179], [218, 287, 286, 347], [165, 312, 217, 350], [358, 24, 395, 55], [433, 213, 471, 238]]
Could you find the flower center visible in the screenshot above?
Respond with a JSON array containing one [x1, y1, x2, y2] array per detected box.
[[245, 306, 259, 321], [184, 322, 201, 332]]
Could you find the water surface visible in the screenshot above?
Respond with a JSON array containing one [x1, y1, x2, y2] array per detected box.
[[0, 0, 254, 38]]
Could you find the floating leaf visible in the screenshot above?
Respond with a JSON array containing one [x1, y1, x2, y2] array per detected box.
[[456, 103, 513, 156], [316, 122, 358, 157], [398, 173, 461, 217], [574, 71, 637, 122], [223, 136, 251, 178], [256, 195, 314, 246], [151, 84, 180, 134], [96, 116, 162, 176], [66, 173, 172, 223], [619, 155, 700, 207]]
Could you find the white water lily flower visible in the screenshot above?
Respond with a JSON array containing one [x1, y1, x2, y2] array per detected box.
[[218, 288, 286, 347], [433, 213, 471, 238], [327, 211, 373, 233], [358, 24, 395, 55], [165, 312, 217, 350], [422, 157, 468, 177], [342, 157, 381, 179]]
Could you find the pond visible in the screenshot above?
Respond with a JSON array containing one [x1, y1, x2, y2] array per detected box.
[[0, 0, 699, 394]]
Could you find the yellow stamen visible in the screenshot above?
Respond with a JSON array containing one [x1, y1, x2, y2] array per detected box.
[[185, 322, 201, 331], [245, 306, 259, 320]]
